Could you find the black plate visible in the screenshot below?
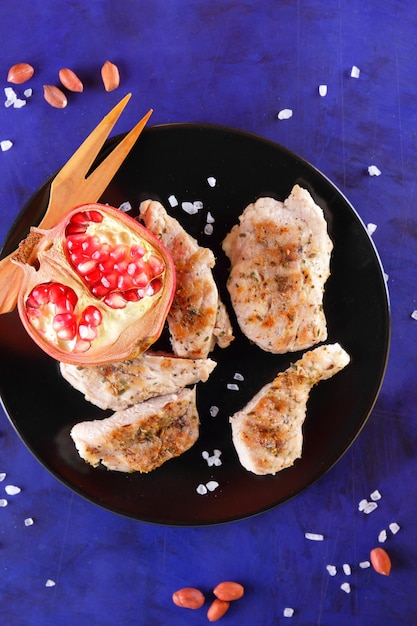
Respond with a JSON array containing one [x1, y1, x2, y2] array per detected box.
[[0, 124, 390, 525]]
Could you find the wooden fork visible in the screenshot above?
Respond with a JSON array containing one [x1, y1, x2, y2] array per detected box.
[[0, 94, 152, 313]]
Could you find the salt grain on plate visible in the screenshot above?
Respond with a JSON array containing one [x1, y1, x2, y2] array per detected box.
[[340, 582, 351, 594], [45, 579, 56, 588], [326, 565, 337, 576], [13, 98, 26, 109], [367, 223, 377, 236], [1, 140, 13, 152], [368, 165, 381, 177], [5, 485, 21, 495], [209, 405, 219, 417], [343, 564, 352, 576], [24, 517, 34, 527], [283, 607, 294, 617], [207, 176, 216, 187], [0, 473, 6, 482], [206, 481, 219, 492], [378, 530, 387, 543], [118, 201, 132, 213], [204, 224, 214, 235], [24, 88, 33, 98], [358, 498, 368, 511], [168, 195, 178, 207], [277, 108, 293, 120], [350, 65, 360, 78], [227, 383, 239, 391], [370, 489, 382, 501], [319, 84, 327, 97], [206, 211, 215, 224], [359, 560, 371, 569], [196, 484, 208, 495], [0, 498, 8, 507], [305, 532, 324, 541], [411, 310, 417, 321], [389, 522, 400, 534], [234, 372, 244, 381]]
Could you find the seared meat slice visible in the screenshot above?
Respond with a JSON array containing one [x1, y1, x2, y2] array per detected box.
[[230, 343, 350, 475], [60, 352, 216, 411], [222, 185, 333, 353], [70, 387, 199, 473], [139, 199, 234, 358]]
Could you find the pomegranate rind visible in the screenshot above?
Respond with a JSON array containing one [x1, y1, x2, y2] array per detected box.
[[14, 204, 176, 365]]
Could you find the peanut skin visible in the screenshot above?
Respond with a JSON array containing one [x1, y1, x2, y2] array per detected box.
[[172, 587, 205, 609], [213, 581, 245, 601], [207, 599, 230, 622]]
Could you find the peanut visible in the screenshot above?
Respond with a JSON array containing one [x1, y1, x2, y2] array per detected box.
[[101, 60, 120, 92], [207, 599, 230, 622], [213, 581, 245, 601], [172, 587, 205, 609], [370, 547, 391, 576], [59, 68, 83, 92], [43, 85, 68, 109], [7, 63, 34, 84]]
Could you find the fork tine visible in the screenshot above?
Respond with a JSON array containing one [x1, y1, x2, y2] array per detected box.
[[82, 108, 153, 194], [52, 93, 133, 186]]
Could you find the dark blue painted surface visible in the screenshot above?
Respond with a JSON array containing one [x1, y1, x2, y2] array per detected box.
[[0, 2, 416, 624]]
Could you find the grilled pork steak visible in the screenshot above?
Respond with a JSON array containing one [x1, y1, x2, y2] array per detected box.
[[70, 387, 199, 473], [230, 343, 350, 475], [222, 185, 333, 353], [139, 199, 234, 358]]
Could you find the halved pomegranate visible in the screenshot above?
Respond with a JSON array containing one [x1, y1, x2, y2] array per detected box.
[[13, 204, 176, 364]]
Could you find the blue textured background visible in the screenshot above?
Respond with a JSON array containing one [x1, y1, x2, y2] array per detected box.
[[1, 2, 416, 624]]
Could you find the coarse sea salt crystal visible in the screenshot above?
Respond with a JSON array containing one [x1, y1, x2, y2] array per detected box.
[[378, 529, 387, 543], [5, 485, 21, 495], [359, 560, 371, 569], [368, 165, 381, 176], [207, 176, 216, 187], [204, 223, 214, 236], [24, 88, 33, 98], [389, 522, 400, 534], [209, 405, 219, 417], [227, 383, 239, 391], [45, 579, 56, 587], [411, 310, 417, 321], [118, 201, 132, 213], [196, 484, 208, 495], [367, 223, 377, 236], [206, 211, 215, 223], [363, 501, 378, 514], [326, 565, 337, 576], [283, 607, 294, 617], [358, 498, 368, 512], [370, 489, 382, 501], [13, 98, 26, 109], [0, 473, 6, 482], [0, 498, 8, 507], [206, 481, 219, 492], [24, 517, 34, 527], [168, 195, 178, 207], [350, 65, 360, 78], [340, 582, 351, 594], [234, 372, 244, 381], [1, 140, 13, 152], [343, 564, 352, 576], [305, 532, 324, 541], [277, 108, 293, 120], [319, 84, 327, 97]]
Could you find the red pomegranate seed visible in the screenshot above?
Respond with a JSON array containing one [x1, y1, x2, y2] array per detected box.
[[81, 305, 102, 326], [110, 244, 128, 261], [52, 313, 77, 340], [70, 211, 90, 225], [84, 210, 103, 223], [78, 323, 98, 341], [131, 244, 145, 258], [104, 292, 127, 309], [148, 254, 165, 277], [133, 272, 149, 288], [77, 260, 97, 276], [124, 289, 140, 302]]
